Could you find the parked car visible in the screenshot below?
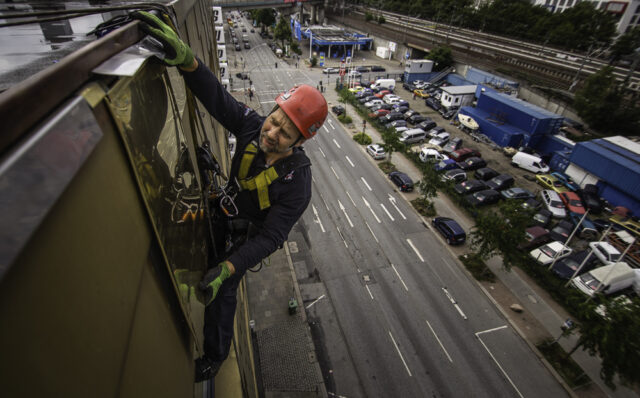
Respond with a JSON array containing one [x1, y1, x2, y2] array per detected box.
[[458, 157, 487, 171], [593, 218, 612, 232], [428, 126, 446, 138], [441, 109, 458, 119], [369, 109, 390, 118], [425, 97, 442, 110], [551, 250, 599, 279], [419, 148, 448, 163], [432, 217, 467, 245], [530, 241, 572, 265], [322, 67, 339, 75], [609, 214, 640, 236], [374, 90, 392, 99], [429, 132, 450, 146], [393, 105, 410, 114], [403, 82, 417, 92], [486, 174, 515, 191], [379, 111, 404, 123], [331, 105, 345, 116], [404, 109, 420, 119], [235, 43, 242, 51], [413, 89, 430, 98], [559, 191, 586, 215], [533, 209, 553, 228], [244, 42, 251, 49], [450, 148, 481, 162], [464, 189, 501, 207], [408, 114, 428, 125], [501, 187, 535, 200], [588, 241, 622, 265], [474, 167, 499, 181], [366, 144, 386, 160], [370, 65, 386, 71], [235, 72, 249, 79], [364, 99, 384, 108], [540, 190, 567, 219], [348, 86, 366, 94], [386, 120, 407, 128], [356, 66, 369, 72], [522, 198, 542, 210], [518, 226, 551, 250], [578, 184, 603, 214], [370, 103, 393, 111], [551, 171, 580, 191], [568, 212, 598, 240], [417, 119, 437, 131], [389, 171, 414, 192], [434, 159, 460, 172], [454, 179, 488, 195], [549, 220, 574, 243], [348, 70, 362, 77], [355, 89, 374, 99], [442, 137, 463, 154], [441, 169, 467, 184], [359, 95, 377, 104], [536, 174, 568, 193]]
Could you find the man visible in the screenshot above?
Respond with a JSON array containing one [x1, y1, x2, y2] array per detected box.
[[133, 12, 328, 382]]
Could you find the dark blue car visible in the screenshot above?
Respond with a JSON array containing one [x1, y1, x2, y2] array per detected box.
[[432, 217, 466, 245], [434, 159, 460, 172]]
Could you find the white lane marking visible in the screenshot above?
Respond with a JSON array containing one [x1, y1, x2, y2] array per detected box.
[[391, 264, 408, 291], [319, 192, 330, 212], [312, 204, 325, 233], [388, 194, 406, 220], [388, 331, 412, 377], [260, 100, 276, 104], [475, 327, 524, 398], [328, 119, 335, 130], [362, 196, 381, 223], [345, 156, 355, 167], [333, 138, 341, 149], [361, 177, 372, 191], [318, 147, 326, 158], [426, 320, 453, 363], [331, 166, 340, 180], [380, 203, 394, 221], [323, 125, 330, 133], [365, 285, 374, 300], [406, 239, 424, 262], [365, 221, 379, 243], [346, 191, 356, 207], [442, 287, 468, 320], [336, 226, 348, 248], [476, 325, 508, 335], [338, 200, 354, 227], [305, 294, 325, 309]]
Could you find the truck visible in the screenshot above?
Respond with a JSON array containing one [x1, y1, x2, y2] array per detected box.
[[370, 78, 395, 91], [571, 262, 636, 297]]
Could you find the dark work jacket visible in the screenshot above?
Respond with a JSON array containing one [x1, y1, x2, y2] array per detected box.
[[182, 59, 312, 274]]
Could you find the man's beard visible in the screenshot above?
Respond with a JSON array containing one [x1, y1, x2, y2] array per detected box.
[[259, 130, 290, 154]]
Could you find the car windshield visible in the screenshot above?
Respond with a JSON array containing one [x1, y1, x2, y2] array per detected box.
[[541, 246, 558, 258], [580, 273, 599, 290], [570, 200, 583, 207], [551, 200, 564, 208]]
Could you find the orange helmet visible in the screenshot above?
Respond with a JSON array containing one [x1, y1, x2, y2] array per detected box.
[[275, 84, 328, 139]]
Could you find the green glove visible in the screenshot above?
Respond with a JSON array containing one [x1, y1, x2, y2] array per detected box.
[[132, 11, 194, 68], [198, 262, 232, 305]]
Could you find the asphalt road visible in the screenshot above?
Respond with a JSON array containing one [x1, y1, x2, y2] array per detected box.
[[228, 21, 567, 398]]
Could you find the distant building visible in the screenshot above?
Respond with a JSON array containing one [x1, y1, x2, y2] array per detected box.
[[440, 85, 477, 109], [531, 0, 640, 34]]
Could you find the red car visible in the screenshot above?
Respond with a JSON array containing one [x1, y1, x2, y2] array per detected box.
[[369, 109, 390, 118], [374, 90, 392, 99], [559, 191, 585, 214], [450, 148, 481, 162]]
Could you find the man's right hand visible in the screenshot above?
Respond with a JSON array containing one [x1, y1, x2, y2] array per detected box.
[[198, 262, 232, 305], [132, 11, 196, 70]]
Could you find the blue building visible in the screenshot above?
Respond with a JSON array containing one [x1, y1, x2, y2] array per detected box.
[[459, 89, 564, 149], [565, 137, 640, 215]]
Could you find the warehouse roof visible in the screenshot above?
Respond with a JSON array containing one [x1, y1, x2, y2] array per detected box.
[[482, 90, 563, 121], [441, 85, 477, 95]]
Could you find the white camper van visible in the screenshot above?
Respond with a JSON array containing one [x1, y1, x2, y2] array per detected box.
[[511, 152, 549, 173], [571, 262, 635, 297]]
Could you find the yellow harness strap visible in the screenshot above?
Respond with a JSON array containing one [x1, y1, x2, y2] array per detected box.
[[237, 142, 279, 210]]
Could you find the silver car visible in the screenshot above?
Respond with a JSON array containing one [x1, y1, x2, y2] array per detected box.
[[540, 189, 567, 218]]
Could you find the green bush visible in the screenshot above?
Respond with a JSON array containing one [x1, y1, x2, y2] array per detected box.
[[537, 340, 591, 388], [311, 56, 317, 67], [377, 15, 386, 24], [411, 197, 436, 217], [378, 161, 396, 174], [353, 133, 372, 145], [459, 253, 495, 282], [338, 114, 353, 124], [365, 12, 374, 22]]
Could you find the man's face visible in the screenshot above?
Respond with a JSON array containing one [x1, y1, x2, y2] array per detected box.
[[259, 108, 303, 154]]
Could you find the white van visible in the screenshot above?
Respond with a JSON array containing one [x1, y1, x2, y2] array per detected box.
[[399, 128, 428, 145], [370, 78, 395, 91], [419, 148, 448, 163], [511, 151, 549, 173], [571, 262, 635, 297]]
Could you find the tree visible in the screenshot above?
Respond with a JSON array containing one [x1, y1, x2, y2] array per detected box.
[[609, 26, 640, 64], [380, 128, 404, 162], [574, 66, 640, 135], [377, 15, 386, 24], [290, 40, 301, 56], [427, 46, 454, 71], [274, 16, 292, 49], [253, 8, 275, 32], [365, 12, 374, 22], [568, 297, 640, 389], [470, 200, 532, 269]]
